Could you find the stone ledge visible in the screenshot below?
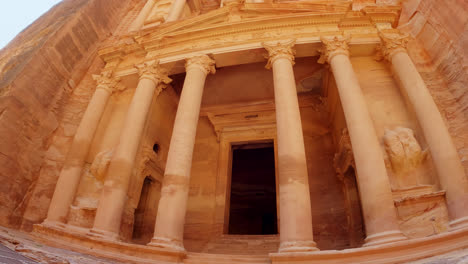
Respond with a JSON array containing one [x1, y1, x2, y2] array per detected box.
[[270, 227, 468, 264], [32, 224, 186, 264], [31, 223, 468, 264]]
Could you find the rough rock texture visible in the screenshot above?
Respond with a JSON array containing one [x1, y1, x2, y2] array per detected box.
[[0, 0, 137, 229], [399, 0, 468, 177], [0, 226, 125, 264]]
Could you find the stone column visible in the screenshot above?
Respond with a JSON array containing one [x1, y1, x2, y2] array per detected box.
[[320, 37, 407, 246], [149, 55, 215, 252], [165, 0, 186, 22], [90, 61, 171, 239], [43, 71, 122, 227], [128, 0, 156, 32], [263, 40, 318, 253], [380, 33, 468, 230]]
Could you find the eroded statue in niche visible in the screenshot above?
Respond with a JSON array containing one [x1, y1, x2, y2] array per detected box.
[[383, 127, 427, 174], [90, 148, 114, 182]]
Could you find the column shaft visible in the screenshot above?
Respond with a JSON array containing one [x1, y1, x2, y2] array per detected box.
[[165, 0, 186, 22], [328, 51, 406, 246], [91, 76, 160, 238], [264, 41, 317, 253], [390, 51, 468, 229], [273, 57, 317, 252], [45, 87, 112, 225], [129, 0, 156, 31], [150, 56, 214, 251]]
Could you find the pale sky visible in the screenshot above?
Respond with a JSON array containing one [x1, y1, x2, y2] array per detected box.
[[0, 0, 63, 49]]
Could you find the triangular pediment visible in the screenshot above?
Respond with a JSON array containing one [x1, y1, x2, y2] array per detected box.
[[137, 0, 399, 43], [141, 1, 354, 38]]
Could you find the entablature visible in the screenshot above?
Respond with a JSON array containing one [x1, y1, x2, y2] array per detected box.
[[98, 1, 401, 78]]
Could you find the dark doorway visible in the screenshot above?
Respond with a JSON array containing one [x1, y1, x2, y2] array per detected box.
[[132, 176, 161, 244], [228, 142, 277, 235]]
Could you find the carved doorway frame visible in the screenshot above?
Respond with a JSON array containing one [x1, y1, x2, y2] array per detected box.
[[212, 124, 280, 237]]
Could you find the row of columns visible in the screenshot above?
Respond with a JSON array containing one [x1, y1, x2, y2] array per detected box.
[[43, 34, 468, 253]]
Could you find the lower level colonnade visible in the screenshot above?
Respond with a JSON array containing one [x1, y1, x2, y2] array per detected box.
[[38, 34, 468, 259], [90, 62, 172, 239]]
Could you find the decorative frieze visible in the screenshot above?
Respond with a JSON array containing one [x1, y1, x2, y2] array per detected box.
[[318, 36, 350, 64], [263, 39, 296, 69]]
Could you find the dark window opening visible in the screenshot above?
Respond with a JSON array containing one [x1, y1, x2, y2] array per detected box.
[[152, 143, 160, 154], [228, 143, 277, 235], [132, 176, 160, 244]]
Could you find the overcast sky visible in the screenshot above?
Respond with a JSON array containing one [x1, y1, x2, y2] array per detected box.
[[0, 0, 62, 49]]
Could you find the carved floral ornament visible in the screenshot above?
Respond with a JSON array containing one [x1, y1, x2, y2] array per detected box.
[[318, 36, 350, 64], [185, 55, 216, 75], [135, 60, 172, 87], [92, 70, 125, 94], [262, 39, 296, 69], [378, 32, 410, 61]]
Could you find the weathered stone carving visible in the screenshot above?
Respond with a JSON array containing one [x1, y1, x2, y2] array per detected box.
[[318, 36, 350, 64], [185, 55, 216, 75], [333, 129, 354, 180], [92, 71, 125, 93], [90, 148, 114, 182], [136, 144, 158, 178], [378, 32, 410, 61], [135, 60, 172, 86], [383, 127, 427, 174], [263, 39, 296, 69]]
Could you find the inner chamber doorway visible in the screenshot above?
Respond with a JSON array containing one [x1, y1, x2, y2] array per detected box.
[[228, 142, 278, 235]]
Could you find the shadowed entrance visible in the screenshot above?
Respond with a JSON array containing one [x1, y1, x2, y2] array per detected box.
[[228, 143, 277, 235]]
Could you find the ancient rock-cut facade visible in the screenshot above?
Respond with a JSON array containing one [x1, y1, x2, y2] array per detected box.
[[0, 0, 468, 263]]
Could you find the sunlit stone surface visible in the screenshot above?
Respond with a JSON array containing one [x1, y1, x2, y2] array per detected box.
[[0, 0, 467, 263]]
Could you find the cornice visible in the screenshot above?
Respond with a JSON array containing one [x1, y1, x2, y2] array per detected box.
[[98, 2, 401, 69]]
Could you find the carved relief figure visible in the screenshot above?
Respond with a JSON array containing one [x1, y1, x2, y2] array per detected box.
[[383, 127, 427, 174], [90, 148, 115, 182]]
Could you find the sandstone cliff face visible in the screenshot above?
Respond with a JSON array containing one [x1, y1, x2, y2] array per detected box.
[[399, 0, 468, 176], [0, 0, 135, 228]]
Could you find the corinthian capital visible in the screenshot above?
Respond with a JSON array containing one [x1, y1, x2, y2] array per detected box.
[[378, 33, 410, 61], [185, 55, 216, 75], [135, 60, 172, 86], [318, 36, 350, 64], [263, 39, 296, 69], [92, 71, 125, 94]]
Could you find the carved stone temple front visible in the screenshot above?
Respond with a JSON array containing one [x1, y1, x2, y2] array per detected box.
[[0, 0, 468, 263]]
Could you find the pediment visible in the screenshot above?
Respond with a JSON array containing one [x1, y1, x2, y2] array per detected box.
[[98, 1, 400, 64], [137, 1, 399, 43], [141, 2, 354, 37]]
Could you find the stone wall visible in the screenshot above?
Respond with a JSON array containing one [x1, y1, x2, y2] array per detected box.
[[0, 0, 137, 229], [399, 0, 468, 176]]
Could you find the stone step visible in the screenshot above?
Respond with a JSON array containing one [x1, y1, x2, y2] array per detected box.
[[201, 235, 279, 255], [184, 252, 271, 264]]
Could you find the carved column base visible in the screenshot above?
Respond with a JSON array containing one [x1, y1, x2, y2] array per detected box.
[[148, 236, 186, 252], [364, 230, 407, 247], [279, 240, 319, 253], [87, 228, 119, 241], [449, 216, 468, 231]]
